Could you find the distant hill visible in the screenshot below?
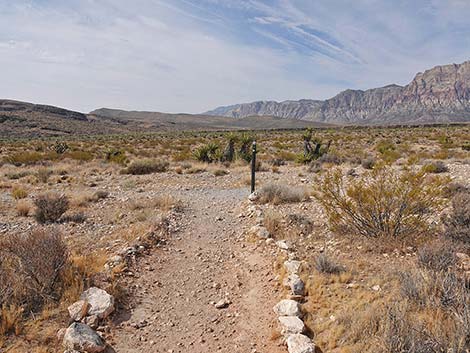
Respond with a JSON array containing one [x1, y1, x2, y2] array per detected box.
[[0, 100, 329, 138], [89, 108, 331, 131], [206, 60, 470, 125]]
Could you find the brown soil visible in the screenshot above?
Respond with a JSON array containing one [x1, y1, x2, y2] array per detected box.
[[108, 186, 284, 353]]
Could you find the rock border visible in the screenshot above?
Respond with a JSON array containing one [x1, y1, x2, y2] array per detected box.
[[246, 195, 317, 353]]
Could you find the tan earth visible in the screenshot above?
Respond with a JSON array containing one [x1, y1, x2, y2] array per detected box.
[[109, 186, 284, 353]]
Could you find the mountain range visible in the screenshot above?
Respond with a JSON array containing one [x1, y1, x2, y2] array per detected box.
[[205, 60, 470, 125], [1, 60, 470, 138]]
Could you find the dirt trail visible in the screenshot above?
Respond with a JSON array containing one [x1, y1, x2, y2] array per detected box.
[[110, 186, 284, 353]]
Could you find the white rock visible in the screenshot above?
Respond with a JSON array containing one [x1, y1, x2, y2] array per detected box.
[[276, 240, 290, 250], [284, 260, 302, 275], [273, 299, 302, 317], [279, 316, 305, 335], [283, 274, 305, 296], [214, 298, 230, 309], [248, 192, 259, 202], [63, 323, 106, 353], [68, 300, 89, 321], [80, 287, 115, 319], [250, 225, 270, 239], [287, 334, 316, 353]]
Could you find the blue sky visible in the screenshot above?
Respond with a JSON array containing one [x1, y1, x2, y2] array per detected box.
[[1, 0, 470, 113]]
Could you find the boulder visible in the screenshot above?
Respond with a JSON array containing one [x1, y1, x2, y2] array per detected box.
[[279, 316, 305, 335], [83, 315, 100, 329], [273, 299, 302, 317], [276, 240, 290, 250], [68, 300, 90, 322], [283, 274, 305, 296], [80, 287, 115, 319], [286, 334, 316, 353], [284, 260, 302, 275], [63, 322, 106, 353]]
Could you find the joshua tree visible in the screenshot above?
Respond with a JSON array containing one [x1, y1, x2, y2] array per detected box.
[[301, 128, 331, 163], [221, 133, 237, 162], [239, 133, 254, 162]]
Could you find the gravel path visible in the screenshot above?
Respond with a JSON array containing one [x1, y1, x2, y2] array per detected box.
[[110, 186, 284, 353]]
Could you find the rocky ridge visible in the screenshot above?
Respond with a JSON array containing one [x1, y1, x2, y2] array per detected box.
[[206, 61, 470, 125]]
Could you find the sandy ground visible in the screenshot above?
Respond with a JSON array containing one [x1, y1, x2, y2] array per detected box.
[[107, 185, 285, 353]]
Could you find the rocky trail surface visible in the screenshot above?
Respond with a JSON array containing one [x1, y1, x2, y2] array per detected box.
[[110, 186, 284, 353]]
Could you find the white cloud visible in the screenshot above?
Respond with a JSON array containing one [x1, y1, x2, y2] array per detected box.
[[0, 0, 470, 113]]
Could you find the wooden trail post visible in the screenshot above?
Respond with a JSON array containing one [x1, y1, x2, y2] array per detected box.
[[251, 141, 257, 194]]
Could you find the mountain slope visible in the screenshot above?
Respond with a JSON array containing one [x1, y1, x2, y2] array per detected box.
[[206, 61, 470, 124], [0, 100, 330, 138]]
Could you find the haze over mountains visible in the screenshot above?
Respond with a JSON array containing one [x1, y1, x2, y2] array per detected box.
[[206, 61, 470, 125], [1, 60, 470, 138]]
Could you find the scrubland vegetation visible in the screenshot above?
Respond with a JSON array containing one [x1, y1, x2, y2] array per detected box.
[[0, 124, 469, 352]]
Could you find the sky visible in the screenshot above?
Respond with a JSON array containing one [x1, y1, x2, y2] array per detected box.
[[1, 0, 470, 113]]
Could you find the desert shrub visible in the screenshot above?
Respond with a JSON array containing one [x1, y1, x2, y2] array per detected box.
[[36, 167, 52, 183], [0, 228, 68, 311], [376, 140, 401, 163], [213, 169, 228, 176], [34, 193, 69, 224], [91, 190, 109, 201], [15, 200, 31, 217], [307, 161, 322, 173], [314, 167, 445, 238], [270, 158, 286, 167], [5, 171, 30, 180], [417, 241, 456, 272], [257, 183, 309, 204], [318, 152, 344, 165], [383, 263, 470, 353], [423, 160, 449, 174], [5, 151, 43, 166], [62, 212, 86, 223], [194, 143, 220, 163], [66, 150, 94, 161], [123, 159, 169, 175], [314, 254, 346, 274], [443, 182, 469, 198], [153, 194, 183, 212], [105, 149, 127, 165], [443, 192, 470, 242], [11, 186, 28, 200], [51, 142, 69, 154], [361, 156, 376, 169]]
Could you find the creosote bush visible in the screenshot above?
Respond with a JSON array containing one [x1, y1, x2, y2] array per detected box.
[[122, 159, 169, 175], [34, 193, 69, 224], [0, 228, 68, 313], [315, 167, 445, 238]]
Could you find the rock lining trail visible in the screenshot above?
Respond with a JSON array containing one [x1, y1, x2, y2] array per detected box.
[[110, 186, 285, 353]]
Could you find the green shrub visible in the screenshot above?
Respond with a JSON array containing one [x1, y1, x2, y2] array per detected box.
[[65, 151, 94, 161], [422, 160, 449, 174], [105, 149, 127, 165], [314, 167, 445, 238], [193, 143, 220, 163], [11, 186, 28, 200], [5, 152, 43, 166]]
